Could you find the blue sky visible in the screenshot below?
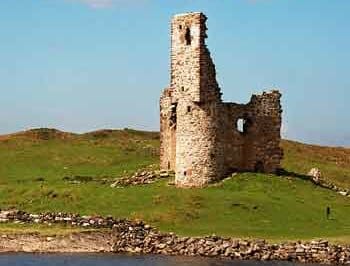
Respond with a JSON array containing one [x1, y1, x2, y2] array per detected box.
[[0, 0, 349, 146]]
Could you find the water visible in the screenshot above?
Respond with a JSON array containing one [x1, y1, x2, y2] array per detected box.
[[0, 254, 323, 266]]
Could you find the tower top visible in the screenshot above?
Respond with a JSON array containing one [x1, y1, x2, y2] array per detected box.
[[173, 12, 204, 17]]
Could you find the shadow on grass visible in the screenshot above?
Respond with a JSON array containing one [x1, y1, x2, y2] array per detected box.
[[277, 168, 311, 181], [277, 168, 348, 194]]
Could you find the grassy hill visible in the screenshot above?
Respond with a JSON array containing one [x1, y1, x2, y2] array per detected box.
[[0, 128, 350, 242]]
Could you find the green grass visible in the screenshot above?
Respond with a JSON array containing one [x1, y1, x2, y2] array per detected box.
[[282, 140, 350, 189], [0, 223, 91, 236], [0, 128, 349, 242], [0, 128, 159, 184]]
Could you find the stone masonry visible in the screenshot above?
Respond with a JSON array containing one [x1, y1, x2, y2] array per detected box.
[[160, 12, 283, 188]]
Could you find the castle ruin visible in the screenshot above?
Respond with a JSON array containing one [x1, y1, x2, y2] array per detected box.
[[160, 12, 283, 188]]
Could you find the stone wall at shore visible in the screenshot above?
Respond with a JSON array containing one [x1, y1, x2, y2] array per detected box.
[[0, 210, 350, 264]]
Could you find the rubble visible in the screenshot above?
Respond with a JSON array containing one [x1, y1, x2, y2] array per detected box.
[[110, 170, 171, 187]]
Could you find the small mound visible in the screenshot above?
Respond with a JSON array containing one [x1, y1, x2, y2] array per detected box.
[[25, 128, 75, 140], [84, 129, 117, 139], [0, 128, 76, 141], [83, 128, 159, 140]]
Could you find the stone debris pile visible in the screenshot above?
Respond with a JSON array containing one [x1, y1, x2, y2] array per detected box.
[[308, 168, 322, 184], [308, 168, 350, 197], [110, 170, 171, 187], [0, 209, 126, 228]]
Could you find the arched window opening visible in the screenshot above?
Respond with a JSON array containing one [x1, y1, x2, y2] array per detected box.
[[185, 27, 191, 45], [236, 117, 252, 134], [169, 103, 177, 128], [236, 118, 245, 133]]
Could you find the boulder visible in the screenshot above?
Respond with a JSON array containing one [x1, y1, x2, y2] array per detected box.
[[308, 168, 322, 183]]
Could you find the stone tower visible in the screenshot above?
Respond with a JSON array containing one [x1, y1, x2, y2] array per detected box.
[[160, 12, 283, 188]]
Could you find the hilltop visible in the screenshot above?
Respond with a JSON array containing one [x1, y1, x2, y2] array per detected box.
[[0, 128, 349, 242]]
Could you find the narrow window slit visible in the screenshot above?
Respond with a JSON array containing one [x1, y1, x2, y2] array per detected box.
[[185, 27, 191, 45]]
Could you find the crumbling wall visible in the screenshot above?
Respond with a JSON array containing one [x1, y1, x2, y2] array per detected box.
[[220, 91, 283, 174], [245, 91, 283, 173], [160, 12, 283, 188], [169, 13, 202, 103], [160, 88, 176, 171]]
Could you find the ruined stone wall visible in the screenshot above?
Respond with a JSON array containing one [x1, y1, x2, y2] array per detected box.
[[220, 91, 283, 174], [245, 91, 283, 173], [170, 13, 202, 103], [160, 88, 176, 171], [160, 12, 283, 188]]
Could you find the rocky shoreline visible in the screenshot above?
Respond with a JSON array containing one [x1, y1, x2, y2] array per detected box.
[[0, 210, 350, 264], [112, 224, 350, 265], [0, 232, 114, 253]]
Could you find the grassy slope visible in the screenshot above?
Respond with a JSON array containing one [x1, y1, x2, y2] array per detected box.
[[0, 128, 349, 242], [283, 140, 350, 189]]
